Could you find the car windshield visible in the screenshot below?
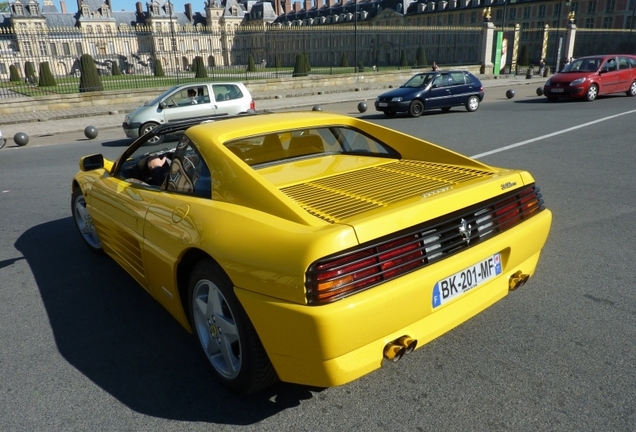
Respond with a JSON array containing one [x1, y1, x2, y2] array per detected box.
[[561, 58, 601, 73], [401, 74, 436, 88], [225, 126, 399, 166]]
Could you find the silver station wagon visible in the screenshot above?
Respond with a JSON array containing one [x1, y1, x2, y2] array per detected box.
[[123, 82, 255, 141]]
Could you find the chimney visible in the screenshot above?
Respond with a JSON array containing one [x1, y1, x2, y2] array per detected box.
[[283, 0, 291, 13], [293, 2, 301, 12], [136, 1, 143, 15], [185, 3, 193, 21], [105, 0, 111, 9], [274, 0, 282, 15], [304, 0, 311, 10], [60, 0, 67, 13], [324, 0, 331, 7], [315, 0, 323, 9]]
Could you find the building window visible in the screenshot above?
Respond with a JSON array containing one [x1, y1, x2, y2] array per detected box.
[[76, 42, 83, 55], [553, 3, 561, 16], [124, 41, 130, 54], [603, 17, 613, 28], [471, 11, 476, 23], [63, 42, 70, 55], [0, 63, 7, 75], [39, 41, 48, 55], [495, 9, 502, 21], [23, 41, 33, 56], [448, 14, 453, 25], [585, 17, 594, 28], [159, 39, 165, 51], [194, 39, 200, 51], [587, 1, 596, 13], [627, 15, 636, 29], [605, 0, 614, 13], [49, 42, 57, 56], [509, 8, 516, 20], [523, 6, 530, 19], [570, 2, 579, 13]]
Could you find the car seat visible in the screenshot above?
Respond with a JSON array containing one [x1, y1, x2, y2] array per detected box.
[[287, 134, 324, 158]]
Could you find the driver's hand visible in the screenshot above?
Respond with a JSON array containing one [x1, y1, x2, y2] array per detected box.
[[148, 156, 167, 169]]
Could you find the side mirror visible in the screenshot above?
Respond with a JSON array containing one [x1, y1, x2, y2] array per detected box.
[[159, 101, 167, 109], [79, 154, 104, 171]]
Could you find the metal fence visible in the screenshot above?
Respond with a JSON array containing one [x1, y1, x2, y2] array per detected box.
[[0, 25, 482, 98]]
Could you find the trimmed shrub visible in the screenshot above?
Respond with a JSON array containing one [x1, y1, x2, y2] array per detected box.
[[399, 50, 408, 68], [292, 53, 308, 77], [78, 54, 104, 92], [24, 61, 37, 83], [275, 55, 281, 69], [9, 64, 21, 82], [154, 59, 165, 77], [340, 52, 349, 68], [358, 60, 364, 72], [247, 54, 257, 72], [193, 56, 207, 78], [38, 62, 57, 87], [304, 52, 311, 72], [416, 47, 427, 67], [111, 61, 121, 76]]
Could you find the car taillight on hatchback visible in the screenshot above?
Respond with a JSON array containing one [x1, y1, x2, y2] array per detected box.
[[250, 100, 255, 110]]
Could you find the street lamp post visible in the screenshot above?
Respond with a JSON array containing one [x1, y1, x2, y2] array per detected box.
[[553, 0, 571, 72], [354, 0, 358, 73]]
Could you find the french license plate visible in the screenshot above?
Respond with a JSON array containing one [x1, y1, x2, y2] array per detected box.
[[378, 102, 388, 107], [432, 253, 502, 308], [551, 88, 564, 93]]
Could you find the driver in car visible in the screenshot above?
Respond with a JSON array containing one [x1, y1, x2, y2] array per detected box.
[[147, 156, 170, 186]]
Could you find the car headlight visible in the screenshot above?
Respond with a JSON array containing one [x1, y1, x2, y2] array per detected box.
[[124, 115, 130, 123], [391, 97, 403, 102], [375, 97, 380, 102], [545, 79, 551, 86], [570, 77, 586, 86]]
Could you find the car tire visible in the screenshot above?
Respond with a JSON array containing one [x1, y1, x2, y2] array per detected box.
[[71, 187, 103, 253], [585, 84, 598, 102], [441, 107, 451, 113], [139, 122, 164, 145], [465, 95, 480, 112], [626, 81, 636, 97], [383, 110, 396, 117], [188, 259, 277, 394], [408, 100, 424, 118]]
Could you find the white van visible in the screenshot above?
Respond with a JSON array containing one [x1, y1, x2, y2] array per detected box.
[[122, 82, 254, 139]]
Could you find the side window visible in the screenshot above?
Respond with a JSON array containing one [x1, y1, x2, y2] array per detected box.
[[604, 58, 617, 72], [449, 72, 466, 85], [213, 84, 244, 102], [618, 57, 630, 70], [166, 137, 211, 198], [433, 74, 450, 88]]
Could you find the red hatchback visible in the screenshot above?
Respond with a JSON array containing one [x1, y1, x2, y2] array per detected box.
[[543, 54, 636, 101]]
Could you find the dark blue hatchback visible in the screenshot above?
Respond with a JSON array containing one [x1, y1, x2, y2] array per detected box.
[[374, 70, 485, 118]]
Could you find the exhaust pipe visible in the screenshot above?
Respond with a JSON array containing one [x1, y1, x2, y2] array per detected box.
[[397, 336, 418, 354], [383, 335, 418, 362], [383, 342, 406, 362], [509, 271, 530, 291]]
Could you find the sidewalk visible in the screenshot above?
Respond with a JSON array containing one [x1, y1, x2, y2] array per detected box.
[[0, 74, 543, 141]]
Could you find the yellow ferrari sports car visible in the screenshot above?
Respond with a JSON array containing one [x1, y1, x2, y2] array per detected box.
[[72, 111, 552, 394]]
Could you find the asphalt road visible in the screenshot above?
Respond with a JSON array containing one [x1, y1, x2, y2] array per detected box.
[[1, 90, 635, 431]]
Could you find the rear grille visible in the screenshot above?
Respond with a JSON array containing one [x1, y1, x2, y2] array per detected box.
[[305, 185, 544, 305], [281, 160, 493, 223]]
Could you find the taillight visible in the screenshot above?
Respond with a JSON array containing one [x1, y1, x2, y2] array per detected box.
[[250, 100, 255, 110], [494, 186, 541, 231], [378, 235, 423, 279]]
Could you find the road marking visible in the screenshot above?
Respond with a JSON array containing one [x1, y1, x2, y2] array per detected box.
[[471, 108, 636, 159]]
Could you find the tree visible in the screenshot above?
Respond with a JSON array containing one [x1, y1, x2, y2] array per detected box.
[[154, 58, 165, 77], [193, 56, 207, 78], [111, 61, 121, 76], [292, 53, 308, 77], [416, 46, 427, 67], [9, 64, 21, 82], [78, 54, 104, 92], [38, 62, 57, 87], [247, 54, 257, 72], [0, 2, 9, 12], [399, 50, 408, 68], [24, 61, 37, 84], [340, 52, 349, 68]]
